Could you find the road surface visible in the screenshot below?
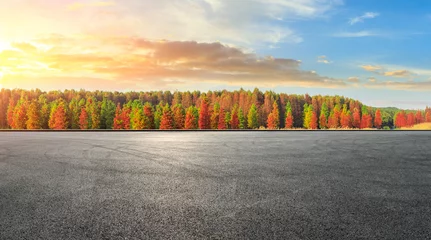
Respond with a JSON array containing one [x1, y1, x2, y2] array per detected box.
[[1, 132, 431, 239]]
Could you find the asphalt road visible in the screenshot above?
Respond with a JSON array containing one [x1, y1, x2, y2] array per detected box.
[[1, 132, 431, 240]]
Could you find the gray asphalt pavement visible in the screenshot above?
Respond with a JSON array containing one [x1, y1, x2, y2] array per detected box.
[[1, 132, 431, 239]]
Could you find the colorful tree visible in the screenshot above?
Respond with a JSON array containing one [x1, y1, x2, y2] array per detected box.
[[374, 109, 382, 129], [394, 111, 407, 128], [303, 104, 313, 129], [154, 102, 164, 129], [143, 103, 155, 129], [160, 104, 174, 130], [238, 108, 245, 129], [285, 102, 294, 129], [319, 103, 328, 129], [100, 98, 116, 129], [171, 104, 184, 129], [230, 106, 239, 129], [224, 111, 231, 129], [407, 112, 415, 127], [198, 97, 210, 129], [13, 99, 28, 129], [184, 106, 198, 129], [51, 102, 68, 130], [360, 106, 372, 129], [426, 111, 431, 122], [6, 98, 16, 129], [310, 111, 318, 129], [267, 101, 279, 129], [113, 103, 123, 130], [340, 104, 352, 129], [332, 104, 341, 128], [121, 106, 131, 130], [26, 100, 41, 130], [210, 103, 220, 129], [39, 96, 50, 129], [79, 107, 89, 130], [247, 104, 259, 129], [218, 108, 227, 129], [352, 108, 361, 129], [68, 99, 81, 129], [415, 110, 423, 124]]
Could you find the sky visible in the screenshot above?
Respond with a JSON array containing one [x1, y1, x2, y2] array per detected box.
[[0, 0, 431, 109]]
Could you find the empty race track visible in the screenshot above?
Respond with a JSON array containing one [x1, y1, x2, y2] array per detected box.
[[1, 132, 431, 239]]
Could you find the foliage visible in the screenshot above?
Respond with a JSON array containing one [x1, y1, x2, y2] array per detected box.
[[0, 88, 428, 130]]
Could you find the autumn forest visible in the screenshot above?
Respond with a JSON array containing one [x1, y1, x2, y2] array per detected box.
[[0, 88, 430, 130]]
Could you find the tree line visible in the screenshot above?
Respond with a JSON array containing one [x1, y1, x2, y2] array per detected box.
[[0, 88, 430, 130]]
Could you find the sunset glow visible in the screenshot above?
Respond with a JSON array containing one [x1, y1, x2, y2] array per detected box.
[[1, 0, 431, 108]]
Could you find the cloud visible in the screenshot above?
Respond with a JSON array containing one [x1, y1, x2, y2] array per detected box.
[[347, 77, 360, 83], [361, 65, 383, 73], [383, 70, 411, 78], [0, 0, 342, 47], [317, 55, 332, 64], [333, 31, 378, 38], [349, 12, 379, 25], [365, 80, 431, 91], [0, 35, 347, 90], [361, 65, 414, 78], [67, 1, 115, 11], [368, 77, 377, 83]]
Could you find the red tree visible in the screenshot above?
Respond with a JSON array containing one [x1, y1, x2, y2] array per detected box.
[[121, 106, 131, 130], [13, 102, 28, 129], [79, 107, 89, 130], [352, 109, 361, 128], [267, 113, 277, 129], [415, 110, 423, 124], [319, 114, 327, 129], [159, 105, 174, 130], [113, 104, 123, 130], [143, 104, 155, 129], [285, 111, 294, 129], [218, 108, 226, 129], [198, 97, 210, 129], [340, 111, 351, 129], [52, 104, 68, 130], [230, 107, 239, 129], [374, 109, 382, 129], [360, 114, 372, 129], [6, 99, 16, 129], [309, 111, 318, 129], [172, 105, 184, 129], [426, 111, 431, 122], [395, 112, 407, 128], [407, 112, 415, 127], [184, 107, 197, 129]]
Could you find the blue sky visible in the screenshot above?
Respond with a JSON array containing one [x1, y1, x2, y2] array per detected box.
[[0, 0, 430, 109], [254, 0, 431, 109]]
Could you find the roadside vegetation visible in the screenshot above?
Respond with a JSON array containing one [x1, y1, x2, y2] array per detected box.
[[0, 88, 430, 130]]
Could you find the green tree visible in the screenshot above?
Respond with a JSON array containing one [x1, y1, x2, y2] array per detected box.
[[100, 98, 116, 129], [238, 108, 245, 129], [247, 104, 259, 129]]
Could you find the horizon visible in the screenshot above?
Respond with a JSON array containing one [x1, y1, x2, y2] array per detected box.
[[0, 87, 426, 111], [1, 0, 431, 109]]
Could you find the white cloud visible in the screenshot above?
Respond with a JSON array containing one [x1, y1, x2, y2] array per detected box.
[[349, 12, 379, 25], [368, 77, 377, 83], [348, 77, 360, 83], [0, 0, 343, 48], [123, 0, 343, 46], [333, 31, 378, 37], [317, 55, 332, 64]]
